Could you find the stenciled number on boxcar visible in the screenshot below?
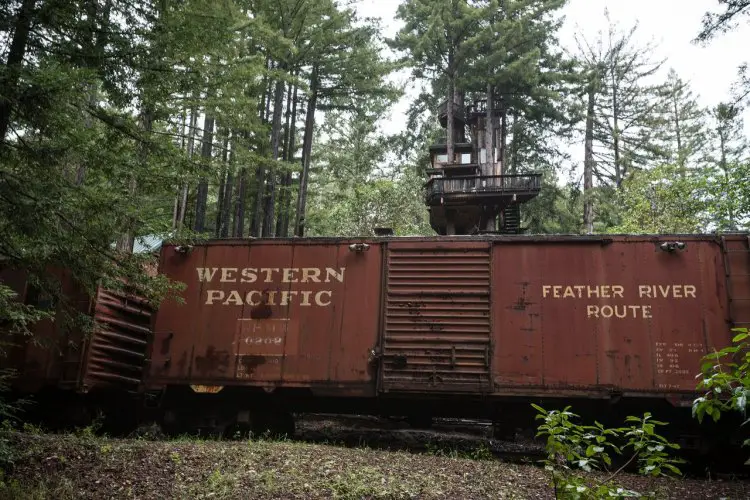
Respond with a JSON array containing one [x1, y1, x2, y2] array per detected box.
[[241, 336, 283, 345]]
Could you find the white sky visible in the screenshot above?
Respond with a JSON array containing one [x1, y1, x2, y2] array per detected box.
[[354, 0, 750, 139]]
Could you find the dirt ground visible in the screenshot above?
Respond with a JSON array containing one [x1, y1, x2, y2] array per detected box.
[[1, 414, 749, 500]]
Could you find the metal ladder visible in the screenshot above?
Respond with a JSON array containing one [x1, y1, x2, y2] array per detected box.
[[720, 235, 750, 330]]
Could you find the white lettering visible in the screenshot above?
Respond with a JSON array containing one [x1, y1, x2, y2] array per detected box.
[[325, 268, 345, 283], [302, 268, 321, 283], [245, 290, 262, 306], [315, 290, 332, 306], [197, 268, 219, 282], [205, 290, 225, 304], [282, 268, 298, 283], [223, 290, 243, 306], [241, 268, 257, 283], [280, 290, 297, 305], [300, 290, 313, 306], [587, 305, 599, 318], [260, 268, 280, 282], [221, 268, 237, 282]]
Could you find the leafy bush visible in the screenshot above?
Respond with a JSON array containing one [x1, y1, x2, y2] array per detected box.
[[533, 405, 683, 499], [693, 328, 750, 445]]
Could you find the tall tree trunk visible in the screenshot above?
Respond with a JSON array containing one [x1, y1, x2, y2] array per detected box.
[[277, 78, 298, 237], [263, 78, 286, 236], [294, 65, 319, 237], [446, 70, 455, 165], [499, 102, 507, 176], [233, 167, 247, 237], [177, 106, 198, 229], [214, 130, 230, 237], [220, 133, 235, 238], [116, 108, 152, 252], [611, 68, 622, 187], [485, 84, 495, 176], [250, 168, 264, 236], [77, 0, 112, 185], [584, 81, 596, 234], [171, 109, 188, 229], [510, 111, 519, 174], [194, 112, 215, 233], [673, 94, 684, 176], [0, 0, 37, 144], [718, 130, 734, 229], [250, 67, 276, 236]]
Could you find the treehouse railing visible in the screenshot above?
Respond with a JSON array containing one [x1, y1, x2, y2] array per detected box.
[[424, 174, 542, 204]]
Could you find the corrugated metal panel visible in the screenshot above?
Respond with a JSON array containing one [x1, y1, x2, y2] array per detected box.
[[381, 242, 492, 393], [81, 288, 153, 391]]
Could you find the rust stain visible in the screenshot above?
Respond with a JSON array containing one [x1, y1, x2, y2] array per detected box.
[[238, 354, 267, 376], [250, 289, 273, 319], [194, 346, 230, 375], [159, 333, 173, 355]]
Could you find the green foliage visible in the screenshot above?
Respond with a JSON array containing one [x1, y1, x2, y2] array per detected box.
[[533, 404, 683, 499], [703, 103, 750, 230], [696, 1, 750, 43], [608, 163, 708, 234], [693, 328, 750, 440], [306, 102, 432, 237]]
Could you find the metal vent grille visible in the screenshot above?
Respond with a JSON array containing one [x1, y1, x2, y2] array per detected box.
[[381, 243, 492, 393], [82, 288, 153, 391]]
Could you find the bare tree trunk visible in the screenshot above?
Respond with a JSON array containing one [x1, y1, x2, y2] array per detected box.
[[511, 111, 519, 174], [177, 106, 198, 229], [611, 68, 622, 187], [214, 130, 230, 237], [277, 78, 298, 237], [446, 70, 455, 165], [194, 112, 215, 233], [673, 94, 684, 176], [499, 102, 507, 176], [233, 167, 247, 237], [718, 130, 735, 229], [584, 81, 596, 234], [116, 108, 152, 252], [250, 66, 276, 237], [262, 78, 286, 236], [294, 65, 319, 237], [77, 0, 112, 185], [485, 84, 495, 176], [0, 0, 36, 144], [172, 109, 188, 228], [220, 133, 235, 238]]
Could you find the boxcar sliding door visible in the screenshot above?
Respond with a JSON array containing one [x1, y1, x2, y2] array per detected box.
[[379, 241, 493, 393]]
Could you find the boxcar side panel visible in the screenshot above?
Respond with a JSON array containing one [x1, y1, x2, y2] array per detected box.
[[147, 241, 381, 391], [492, 237, 730, 395]]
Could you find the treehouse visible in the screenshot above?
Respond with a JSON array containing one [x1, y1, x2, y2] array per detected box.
[[425, 96, 541, 235]]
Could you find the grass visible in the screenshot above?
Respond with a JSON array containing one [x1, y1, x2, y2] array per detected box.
[[0, 430, 748, 499]]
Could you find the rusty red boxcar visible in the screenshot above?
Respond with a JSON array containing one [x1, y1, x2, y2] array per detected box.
[[144, 233, 750, 439], [0, 267, 153, 428]]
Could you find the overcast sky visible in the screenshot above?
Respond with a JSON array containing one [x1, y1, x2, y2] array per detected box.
[[354, 0, 750, 138]]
